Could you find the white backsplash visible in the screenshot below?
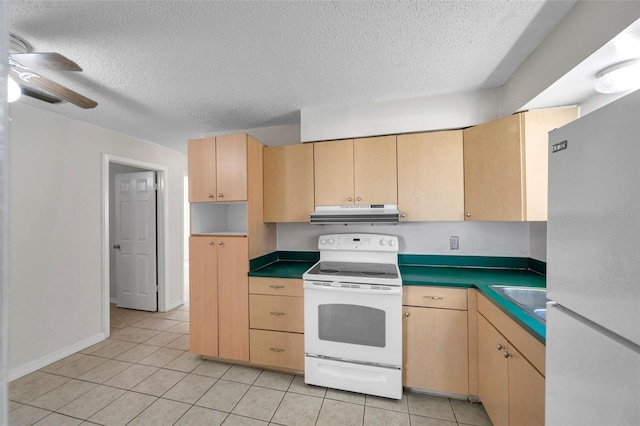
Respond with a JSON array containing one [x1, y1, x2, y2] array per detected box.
[[277, 221, 534, 258]]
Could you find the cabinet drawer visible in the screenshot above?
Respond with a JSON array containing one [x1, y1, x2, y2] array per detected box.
[[403, 286, 468, 310], [249, 294, 304, 333], [250, 329, 304, 371], [249, 277, 303, 297]]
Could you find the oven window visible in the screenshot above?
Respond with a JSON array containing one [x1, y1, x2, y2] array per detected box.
[[318, 304, 386, 348]]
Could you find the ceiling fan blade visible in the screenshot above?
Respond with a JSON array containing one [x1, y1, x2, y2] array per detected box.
[[20, 86, 63, 104], [10, 53, 83, 71], [21, 73, 97, 109]]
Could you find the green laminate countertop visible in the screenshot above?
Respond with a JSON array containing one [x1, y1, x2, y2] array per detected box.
[[248, 260, 317, 280], [248, 252, 546, 343]]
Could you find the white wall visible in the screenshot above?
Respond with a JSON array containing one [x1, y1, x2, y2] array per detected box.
[[8, 102, 187, 379], [301, 89, 499, 143], [529, 222, 547, 262], [206, 123, 301, 146], [109, 163, 149, 301], [278, 222, 530, 258]]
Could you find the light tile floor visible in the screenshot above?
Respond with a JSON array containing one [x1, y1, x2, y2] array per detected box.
[[9, 303, 493, 426]]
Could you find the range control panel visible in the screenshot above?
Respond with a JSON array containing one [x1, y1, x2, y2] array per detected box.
[[317, 233, 399, 252]]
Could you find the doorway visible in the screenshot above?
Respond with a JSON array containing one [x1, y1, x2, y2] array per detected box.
[[112, 167, 157, 311], [101, 154, 169, 337]]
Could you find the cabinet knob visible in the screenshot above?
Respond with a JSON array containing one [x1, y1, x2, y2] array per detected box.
[[208, 193, 214, 199], [218, 193, 223, 198], [401, 213, 406, 219], [348, 197, 353, 202], [496, 344, 505, 350], [357, 197, 361, 201], [466, 213, 472, 217], [208, 241, 214, 246], [218, 241, 224, 246], [405, 312, 410, 317], [503, 351, 512, 359]]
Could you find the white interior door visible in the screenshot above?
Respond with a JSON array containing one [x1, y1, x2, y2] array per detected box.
[[115, 171, 158, 311]]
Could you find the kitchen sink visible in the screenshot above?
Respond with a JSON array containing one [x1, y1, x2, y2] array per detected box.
[[490, 285, 548, 323]]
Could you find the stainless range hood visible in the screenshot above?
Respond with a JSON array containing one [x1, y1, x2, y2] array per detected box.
[[309, 205, 400, 225]]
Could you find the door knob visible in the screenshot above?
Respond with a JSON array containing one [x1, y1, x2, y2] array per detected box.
[[113, 244, 121, 250]]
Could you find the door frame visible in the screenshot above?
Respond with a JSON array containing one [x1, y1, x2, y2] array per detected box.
[[101, 153, 169, 336]]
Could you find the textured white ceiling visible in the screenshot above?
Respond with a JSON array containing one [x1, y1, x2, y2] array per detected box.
[[9, 1, 576, 152]]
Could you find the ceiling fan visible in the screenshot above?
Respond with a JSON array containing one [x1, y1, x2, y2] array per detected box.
[[8, 33, 97, 109]]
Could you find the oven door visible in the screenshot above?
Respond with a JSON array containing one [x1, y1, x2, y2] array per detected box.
[[303, 280, 402, 367]]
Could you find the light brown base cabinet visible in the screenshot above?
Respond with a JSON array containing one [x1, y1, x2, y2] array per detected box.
[[477, 294, 545, 426], [189, 236, 249, 362], [248, 277, 304, 372], [403, 286, 470, 395]]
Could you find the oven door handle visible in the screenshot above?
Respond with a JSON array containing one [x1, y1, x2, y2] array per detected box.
[[303, 282, 402, 296]]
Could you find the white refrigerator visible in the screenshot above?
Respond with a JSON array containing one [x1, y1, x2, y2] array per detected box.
[[546, 90, 640, 426]]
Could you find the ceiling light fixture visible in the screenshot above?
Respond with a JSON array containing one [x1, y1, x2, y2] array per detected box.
[[595, 59, 640, 94], [7, 75, 22, 103]]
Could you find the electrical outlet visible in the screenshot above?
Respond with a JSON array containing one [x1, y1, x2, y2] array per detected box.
[[450, 236, 459, 250]]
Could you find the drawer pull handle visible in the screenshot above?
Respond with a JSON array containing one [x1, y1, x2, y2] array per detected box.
[[269, 285, 285, 289], [269, 311, 285, 317], [423, 295, 443, 300], [270, 348, 285, 353]]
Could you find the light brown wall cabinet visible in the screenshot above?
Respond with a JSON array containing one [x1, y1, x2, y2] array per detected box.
[[263, 144, 314, 222], [188, 133, 276, 362], [402, 286, 469, 395], [314, 136, 397, 206], [463, 108, 577, 221], [477, 294, 545, 426], [248, 277, 304, 371], [188, 134, 248, 202], [189, 236, 249, 361], [397, 130, 464, 221]]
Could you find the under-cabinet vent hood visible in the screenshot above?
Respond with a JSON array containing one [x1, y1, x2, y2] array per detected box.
[[309, 205, 400, 225]]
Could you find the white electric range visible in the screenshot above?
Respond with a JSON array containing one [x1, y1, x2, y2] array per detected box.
[[303, 233, 403, 399]]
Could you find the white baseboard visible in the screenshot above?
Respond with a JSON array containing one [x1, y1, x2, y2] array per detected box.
[[165, 298, 184, 312], [8, 332, 107, 382]]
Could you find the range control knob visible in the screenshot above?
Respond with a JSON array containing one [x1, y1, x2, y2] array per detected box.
[[328, 237, 335, 245], [379, 239, 387, 246], [320, 238, 327, 245], [388, 239, 396, 247]]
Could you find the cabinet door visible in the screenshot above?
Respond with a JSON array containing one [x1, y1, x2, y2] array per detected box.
[[217, 236, 249, 361], [264, 144, 314, 222], [354, 136, 397, 204], [216, 134, 247, 201], [403, 306, 469, 395], [314, 140, 354, 205], [397, 131, 464, 221], [478, 315, 509, 426], [508, 345, 545, 426], [188, 137, 217, 202], [463, 114, 525, 221], [189, 236, 218, 356]]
